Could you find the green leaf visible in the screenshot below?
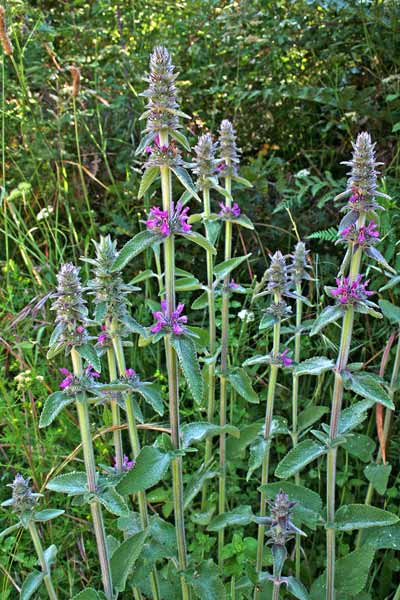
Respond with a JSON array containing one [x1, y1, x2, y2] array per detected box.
[[275, 440, 326, 479], [339, 399, 375, 434], [175, 276, 202, 291], [171, 166, 201, 202], [97, 487, 129, 517], [39, 391, 74, 428], [298, 406, 329, 433], [181, 422, 239, 449], [344, 371, 394, 410], [187, 559, 226, 600], [364, 463, 392, 495], [228, 368, 259, 404], [110, 530, 148, 593], [111, 230, 160, 272], [286, 577, 310, 600], [135, 131, 156, 155], [379, 299, 400, 324], [46, 472, 87, 495], [214, 254, 251, 280], [184, 464, 218, 509], [259, 482, 323, 530], [117, 446, 171, 494], [310, 305, 343, 336], [231, 174, 253, 188], [168, 128, 191, 151], [48, 323, 63, 348], [20, 570, 44, 600], [230, 214, 254, 230], [138, 166, 159, 198], [34, 509, 64, 522], [134, 382, 164, 416], [43, 545, 57, 568], [180, 231, 216, 255], [332, 504, 399, 531], [342, 434, 375, 462], [259, 314, 276, 331], [71, 588, 104, 600], [121, 314, 148, 338], [207, 505, 254, 531], [191, 291, 209, 310], [77, 343, 101, 373], [170, 334, 203, 404], [294, 356, 335, 376], [0, 523, 21, 540], [247, 437, 268, 481], [361, 525, 400, 550], [46, 341, 66, 360]]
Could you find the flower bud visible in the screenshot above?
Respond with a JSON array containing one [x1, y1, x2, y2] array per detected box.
[[143, 46, 179, 134], [192, 133, 218, 190], [218, 119, 240, 177], [51, 264, 88, 347], [3, 474, 41, 514], [289, 241, 311, 285]]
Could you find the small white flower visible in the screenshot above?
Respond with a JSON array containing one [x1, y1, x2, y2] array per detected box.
[[295, 169, 310, 178], [36, 206, 54, 221], [238, 309, 255, 323]]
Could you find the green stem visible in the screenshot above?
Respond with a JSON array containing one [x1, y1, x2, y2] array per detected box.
[[272, 582, 281, 600], [159, 130, 190, 600], [70, 348, 113, 600], [111, 328, 160, 600], [218, 173, 232, 568], [107, 346, 124, 472], [293, 283, 303, 579], [326, 221, 364, 600], [201, 186, 217, 510], [255, 293, 281, 591], [28, 521, 58, 600]]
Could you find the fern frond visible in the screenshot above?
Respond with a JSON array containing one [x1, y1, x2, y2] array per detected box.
[[307, 227, 338, 242]]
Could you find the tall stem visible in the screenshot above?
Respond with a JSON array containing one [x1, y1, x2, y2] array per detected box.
[[159, 130, 190, 600], [255, 293, 281, 592], [326, 216, 364, 600], [201, 186, 217, 509], [70, 348, 113, 600], [28, 521, 58, 600], [111, 330, 160, 600], [292, 282, 303, 579], [107, 346, 124, 471], [218, 173, 232, 568], [272, 582, 281, 600]]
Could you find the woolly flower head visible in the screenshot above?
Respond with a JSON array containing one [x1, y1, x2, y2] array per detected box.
[[289, 241, 312, 285], [2, 474, 42, 514], [218, 119, 240, 177], [51, 264, 88, 347], [192, 133, 219, 189]]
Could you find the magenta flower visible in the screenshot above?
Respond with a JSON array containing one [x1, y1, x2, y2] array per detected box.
[[228, 278, 240, 289], [85, 365, 100, 379], [145, 134, 168, 155], [113, 455, 135, 472], [59, 367, 74, 389], [146, 201, 191, 237], [340, 220, 379, 245], [219, 202, 241, 218], [173, 201, 192, 233], [151, 300, 188, 335], [331, 275, 374, 305], [97, 325, 108, 346], [76, 325, 85, 334], [278, 349, 293, 367], [217, 161, 226, 173], [125, 368, 136, 378]]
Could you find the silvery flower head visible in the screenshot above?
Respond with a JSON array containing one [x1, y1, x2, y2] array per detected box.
[[289, 241, 312, 285], [2, 474, 42, 514], [267, 490, 304, 546], [192, 133, 219, 190], [218, 119, 240, 177], [142, 46, 179, 134], [51, 263, 88, 348], [265, 251, 290, 297]]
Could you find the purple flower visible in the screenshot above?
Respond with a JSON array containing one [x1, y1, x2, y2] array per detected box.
[[151, 300, 188, 335], [331, 275, 374, 305], [85, 365, 100, 379], [219, 202, 241, 219], [125, 368, 136, 378], [113, 455, 135, 472], [146, 206, 170, 236], [174, 201, 192, 233], [76, 325, 85, 334], [228, 278, 239, 289], [59, 367, 74, 389], [146, 201, 192, 237], [340, 220, 380, 245], [278, 349, 292, 367], [217, 161, 226, 173]]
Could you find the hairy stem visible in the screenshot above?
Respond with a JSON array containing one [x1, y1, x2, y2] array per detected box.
[[218, 172, 232, 568], [292, 282, 303, 579], [201, 186, 217, 509], [254, 292, 281, 596], [28, 521, 58, 600], [159, 130, 190, 600], [70, 348, 113, 600], [107, 346, 124, 472], [272, 581, 281, 600]]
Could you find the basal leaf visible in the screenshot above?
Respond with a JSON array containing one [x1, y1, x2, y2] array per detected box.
[[111, 530, 148, 593]]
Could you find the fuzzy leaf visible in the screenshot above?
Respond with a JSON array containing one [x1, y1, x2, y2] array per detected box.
[[331, 504, 399, 530], [184, 464, 218, 509], [342, 434, 375, 462], [77, 343, 101, 373], [135, 131, 156, 155], [275, 440, 326, 479], [260, 481, 323, 530], [298, 406, 329, 433], [43, 545, 57, 568], [207, 505, 254, 531], [214, 254, 251, 280], [20, 571, 44, 600], [344, 371, 394, 410], [121, 314, 148, 337], [294, 357, 335, 376], [111, 530, 148, 593], [71, 589, 106, 600], [170, 334, 203, 404], [364, 463, 392, 495], [231, 174, 253, 188], [181, 422, 239, 449], [138, 166, 159, 198], [191, 291, 209, 310], [187, 559, 226, 600], [168, 128, 191, 151], [286, 577, 310, 600], [117, 446, 171, 494], [310, 547, 375, 598], [228, 368, 259, 404], [111, 231, 160, 272], [339, 399, 375, 434], [134, 382, 164, 416], [310, 305, 343, 336], [379, 299, 400, 324], [46, 472, 87, 495], [364, 246, 395, 272], [230, 214, 254, 230], [361, 525, 400, 550], [171, 166, 201, 202], [39, 391, 74, 428], [34, 509, 64, 522], [97, 487, 129, 517], [181, 231, 216, 255], [46, 341, 66, 360], [247, 437, 268, 481]]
